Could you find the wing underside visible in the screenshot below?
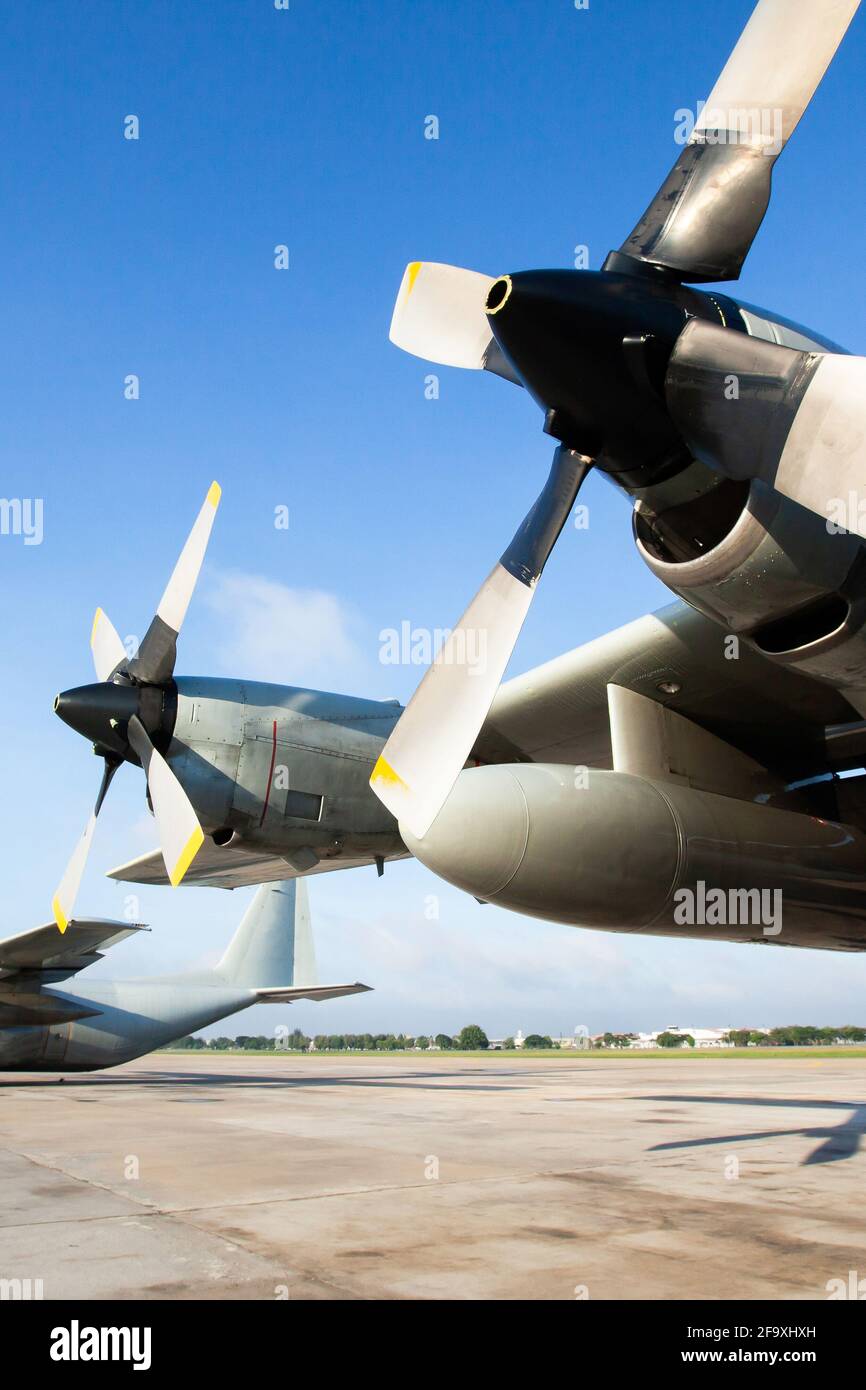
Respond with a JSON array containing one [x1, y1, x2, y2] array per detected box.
[[0, 919, 149, 1023], [0, 918, 148, 979], [108, 841, 409, 890], [476, 600, 861, 782]]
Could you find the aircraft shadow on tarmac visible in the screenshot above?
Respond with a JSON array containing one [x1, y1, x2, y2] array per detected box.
[[0, 1068, 530, 1094], [645, 1095, 866, 1166]]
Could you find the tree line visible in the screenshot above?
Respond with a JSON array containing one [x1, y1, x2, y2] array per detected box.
[[165, 1024, 866, 1053], [723, 1025, 866, 1047], [166, 1025, 560, 1053], [599, 1026, 866, 1048]]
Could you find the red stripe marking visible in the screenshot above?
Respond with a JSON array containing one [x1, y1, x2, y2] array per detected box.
[[259, 720, 278, 826]]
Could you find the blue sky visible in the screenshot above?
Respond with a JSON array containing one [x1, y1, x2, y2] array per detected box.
[[1, 0, 865, 1038]]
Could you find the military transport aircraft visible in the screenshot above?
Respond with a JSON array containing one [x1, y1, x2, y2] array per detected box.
[[52, 0, 866, 954], [1, 880, 368, 1071]]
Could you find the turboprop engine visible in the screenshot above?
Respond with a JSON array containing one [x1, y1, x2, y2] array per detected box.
[[368, 3, 866, 845], [399, 764, 866, 951]]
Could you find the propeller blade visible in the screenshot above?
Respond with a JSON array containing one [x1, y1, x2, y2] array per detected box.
[[389, 261, 512, 373], [665, 319, 866, 538], [90, 607, 127, 682], [614, 0, 861, 282], [128, 481, 221, 685], [52, 759, 120, 933], [126, 715, 204, 887], [52, 815, 97, 935], [370, 446, 589, 839]]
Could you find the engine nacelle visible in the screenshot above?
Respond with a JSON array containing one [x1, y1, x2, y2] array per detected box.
[[168, 677, 404, 861], [633, 471, 866, 690], [401, 764, 866, 949]]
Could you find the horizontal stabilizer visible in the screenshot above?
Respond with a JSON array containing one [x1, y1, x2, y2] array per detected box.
[[255, 982, 372, 1004]]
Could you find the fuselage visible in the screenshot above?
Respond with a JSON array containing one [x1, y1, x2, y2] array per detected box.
[[0, 973, 256, 1071]]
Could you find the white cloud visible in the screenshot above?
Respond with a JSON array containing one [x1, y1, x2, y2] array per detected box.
[[300, 863, 651, 1034], [202, 569, 376, 692]]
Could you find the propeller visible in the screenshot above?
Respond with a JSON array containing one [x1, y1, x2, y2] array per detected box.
[[51, 757, 120, 935], [614, 0, 861, 283], [51, 482, 220, 932], [390, 261, 496, 368], [370, 0, 862, 841], [372, 447, 590, 839], [389, 261, 523, 385], [90, 608, 127, 683]]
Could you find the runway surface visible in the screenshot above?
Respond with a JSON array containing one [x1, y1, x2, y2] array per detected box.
[[2, 1053, 865, 1300]]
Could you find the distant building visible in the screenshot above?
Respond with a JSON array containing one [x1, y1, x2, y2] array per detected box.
[[630, 1026, 734, 1049], [487, 1030, 524, 1050], [493, 1029, 592, 1050], [551, 1028, 592, 1050]]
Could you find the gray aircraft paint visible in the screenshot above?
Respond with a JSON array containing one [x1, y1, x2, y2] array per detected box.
[[167, 678, 404, 860], [0, 880, 369, 1072], [399, 763, 866, 951]]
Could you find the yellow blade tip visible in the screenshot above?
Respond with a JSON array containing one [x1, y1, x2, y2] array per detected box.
[[406, 262, 422, 298], [207, 480, 222, 508], [169, 825, 205, 888], [90, 608, 104, 647], [370, 755, 408, 792], [52, 895, 68, 935]]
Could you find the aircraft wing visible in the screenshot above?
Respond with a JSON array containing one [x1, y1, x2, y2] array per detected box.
[[477, 600, 861, 783], [108, 842, 409, 890], [255, 982, 372, 1003], [109, 599, 864, 892], [0, 918, 149, 981]]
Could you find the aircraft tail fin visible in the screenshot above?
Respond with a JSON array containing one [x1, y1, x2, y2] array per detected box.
[[217, 880, 317, 991]]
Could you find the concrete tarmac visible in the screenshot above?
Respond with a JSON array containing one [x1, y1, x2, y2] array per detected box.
[[2, 1053, 866, 1300]]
